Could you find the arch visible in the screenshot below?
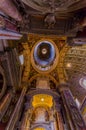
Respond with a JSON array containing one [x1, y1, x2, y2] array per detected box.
[[28, 74, 59, 87], [26, 89, 60, 100], [31, 124, 51, 130]]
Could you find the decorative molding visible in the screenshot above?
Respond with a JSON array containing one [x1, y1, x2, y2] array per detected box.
[[22, 43, 30, 82]]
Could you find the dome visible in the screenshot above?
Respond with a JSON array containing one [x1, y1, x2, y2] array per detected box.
[[34, 41, 55, 66], [31, 39, 59, 73]]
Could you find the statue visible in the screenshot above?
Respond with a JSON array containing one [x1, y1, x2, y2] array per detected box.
[[44, 13, 56, 29]]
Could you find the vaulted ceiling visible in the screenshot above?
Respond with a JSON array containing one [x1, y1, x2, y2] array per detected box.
[[0, 0, 86, 104], [13, 33, 86, 103]]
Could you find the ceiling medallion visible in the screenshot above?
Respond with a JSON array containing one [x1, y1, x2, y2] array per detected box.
[[31, 39, 59, 73]]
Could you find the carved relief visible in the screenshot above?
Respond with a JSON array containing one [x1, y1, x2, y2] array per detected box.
[[44, 13, 56, 29]]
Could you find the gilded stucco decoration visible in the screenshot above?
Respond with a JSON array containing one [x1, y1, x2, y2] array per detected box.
[[32, 94, 53, 108], [57, 44, 71, 83], [20, 34, 69, 87], [21, 34, 67, 87], [22, 43, 30, 82]]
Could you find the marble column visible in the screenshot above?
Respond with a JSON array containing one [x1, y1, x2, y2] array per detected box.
[[0, 65, 7, 100], [0, 91, 13, 121], [5, 87, 26, 130], [56, 111, 64, 130], [20, 109, 32, 130]]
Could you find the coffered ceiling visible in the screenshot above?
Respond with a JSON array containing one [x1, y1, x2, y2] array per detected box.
[[63, 45, 86, 102]]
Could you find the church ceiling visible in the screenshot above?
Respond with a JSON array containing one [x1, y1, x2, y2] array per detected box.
[[17, 34, 65, 90], [0, 1, 86, 128], [10, 32, 85, 103], [0, 0, 86, 105]]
